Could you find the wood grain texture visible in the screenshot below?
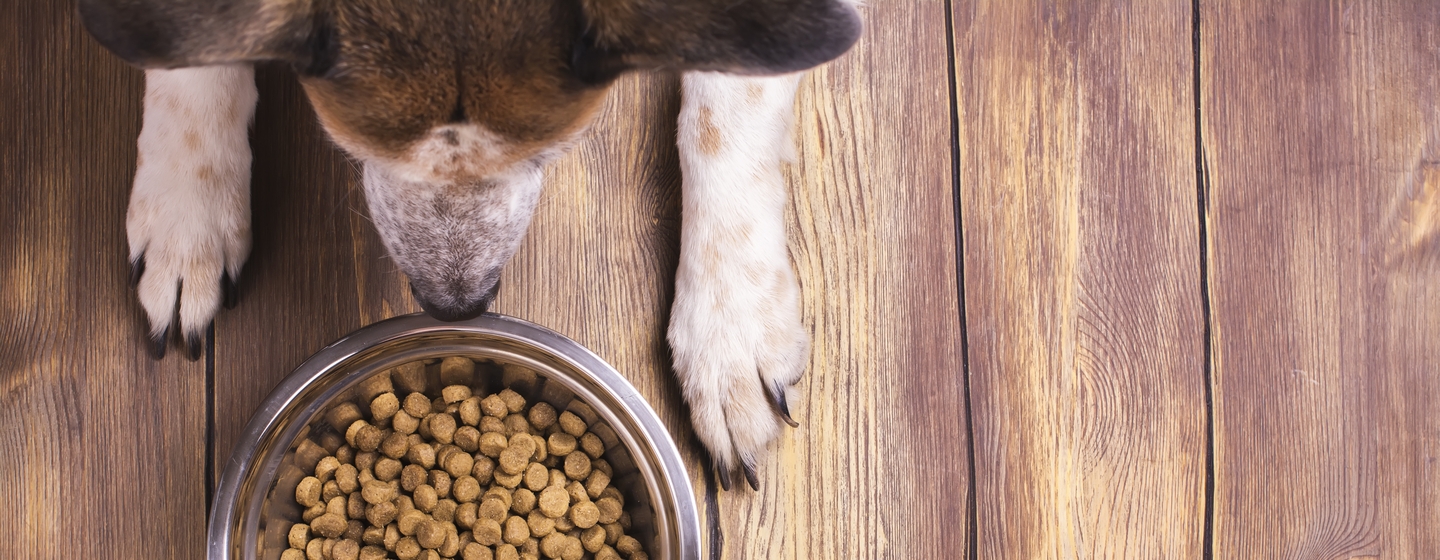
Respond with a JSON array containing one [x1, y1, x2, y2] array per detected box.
[[954, 1, 1208, 557], [709, 0, 970, 557], [0, 2, 208, 558], [1202, 2, 1440, 557]]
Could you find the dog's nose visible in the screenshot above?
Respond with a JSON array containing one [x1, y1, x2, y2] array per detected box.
[[410, 280, 499, 322]]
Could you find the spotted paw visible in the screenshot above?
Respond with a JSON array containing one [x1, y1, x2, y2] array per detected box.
[[128, 65, 255, 359], [667, 246, 808, 491]]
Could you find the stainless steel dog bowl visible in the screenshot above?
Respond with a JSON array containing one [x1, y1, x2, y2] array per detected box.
[[208, 313, 700, 559]]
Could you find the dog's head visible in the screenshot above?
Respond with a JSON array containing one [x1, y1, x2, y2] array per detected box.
[[81, 0, 861, 320]]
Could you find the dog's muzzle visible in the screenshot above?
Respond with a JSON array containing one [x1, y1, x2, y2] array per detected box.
[[410, 280, 500, 322]]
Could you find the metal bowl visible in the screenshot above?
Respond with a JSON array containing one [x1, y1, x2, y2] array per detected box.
[[208, 313, 701, 559]]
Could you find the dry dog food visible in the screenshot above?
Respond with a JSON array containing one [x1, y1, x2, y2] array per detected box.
[[281, 358, 647, 560]]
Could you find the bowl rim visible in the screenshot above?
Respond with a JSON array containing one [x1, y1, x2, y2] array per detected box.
[[206, 312, 701, 559]]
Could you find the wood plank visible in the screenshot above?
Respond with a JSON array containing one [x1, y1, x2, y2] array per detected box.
[[0, 2, 208, 558], [953, 1, 1208, 557], [717, 0, 970, 556], [1202, 2, 1440, 556]]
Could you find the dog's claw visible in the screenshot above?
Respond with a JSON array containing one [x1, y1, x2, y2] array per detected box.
[[147, 326, 169, 360], [765, 382, 799, 428], [184, 329, 204, 362], [222, 271, 239, 309], [741, 462, 759, 491], [129, 255, 146, 288], [717, 466, 733, 492]]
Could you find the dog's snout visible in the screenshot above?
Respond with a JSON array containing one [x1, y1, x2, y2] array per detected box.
[[410, 279, 500, 322]]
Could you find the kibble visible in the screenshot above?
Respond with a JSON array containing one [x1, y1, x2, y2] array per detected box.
[[282, 361, 647, 559]]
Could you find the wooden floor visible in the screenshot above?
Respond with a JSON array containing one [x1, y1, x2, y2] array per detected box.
[[3, 0, 1438, 558]]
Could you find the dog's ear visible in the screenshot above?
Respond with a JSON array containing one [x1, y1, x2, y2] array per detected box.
[[79, 0, 324, 71], [574, 0, 861, 82]]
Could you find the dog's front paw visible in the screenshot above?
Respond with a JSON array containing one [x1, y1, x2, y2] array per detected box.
[[129, 66, 255, 360], [668, 250, 807, 491]]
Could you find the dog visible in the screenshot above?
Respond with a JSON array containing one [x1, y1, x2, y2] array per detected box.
[[79, 0, 861, 491]]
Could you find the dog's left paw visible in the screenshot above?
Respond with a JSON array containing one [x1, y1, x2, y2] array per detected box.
[[668, 246, 807, 491], [128, 65, 256, 360]]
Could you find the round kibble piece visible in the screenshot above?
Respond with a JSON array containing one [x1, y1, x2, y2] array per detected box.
[[459, 397, 483, 427], [540, 533, 567, 558], [430, 413, 457, 444], [452, 475, 481, 503], [499, 434, 536, 474], [360, 546, 388, 560], [433, 498, 457, 522], [305, 539, 324, 560], [503, 414, 530, 436], [455, 501, 478, 529], [480, 395, 508, 418], [546, 433, 576, 457], [408, 442, 437, 469], [316, 456, 341, 482], [375, 457, 402, 481], [442, 384, 473, 404], [478, 432, 508, 458], [333, 539, 360, 560], [556, 412, 586, 438], [462, 543, 493, 560], [615, 535, 641, 555], [594, 546, 620, 560], [416, 519, 446, 549], [564, 481, 587, 505], [445, 450, 475, 479], [454, 426, 481, 452], [473, 455, 496, 484], [511, 488, 536, 515], [579, 433, 604, 459], [403, 393, 431, 418], [394, 537, 421, 560], [296, 476, 323, 507], [288, 523, 310, 549], [503, 516, 530, 545], [371, 393, 400, 422], [356, 425, 385, 452], [584, 470, 610, 499], [473, 518, 503, 546], [281, 548, 305, 560], [525, 403, 556, 431], [328, 403, 364, 433], [311, 513, 347, 538], [335, 464, 359, 494], [569, 501, 599, 529], [480, 416, 506, 434], [591, 459, 611, 478], [561, 536, 584, 560], [479, 497, 508, 521], [398, 509, 427, 536], [526, 511, 555, 537], [401, 464, 428, 492], [537, 486, 569, 518], [594, 497, 622, 525], [581, 526, 605, 553], [323, 480, 343, 502], [497, 389, 526, 413], [381, 432, 410, 460], [495, 544, 519, 560], [366, 501, 398, 527], [392, 410, 420, 435], [430, 469, 453, 497], [413, 484, 438, 512], [524, 463, 548, 491], [563, 452, 590, 481]]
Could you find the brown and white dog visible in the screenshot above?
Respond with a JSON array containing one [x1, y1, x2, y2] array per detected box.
[[79, 0, 861, 490]]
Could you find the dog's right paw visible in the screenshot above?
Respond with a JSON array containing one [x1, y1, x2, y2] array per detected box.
[[129, 66, 256, 360]]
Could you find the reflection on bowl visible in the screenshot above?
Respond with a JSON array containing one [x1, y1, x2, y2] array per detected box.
[[208, 313, 700, 559]]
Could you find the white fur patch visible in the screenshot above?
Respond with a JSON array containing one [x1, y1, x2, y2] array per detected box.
[[129, 64, 256, 341], [669, 71, 810, 478]]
